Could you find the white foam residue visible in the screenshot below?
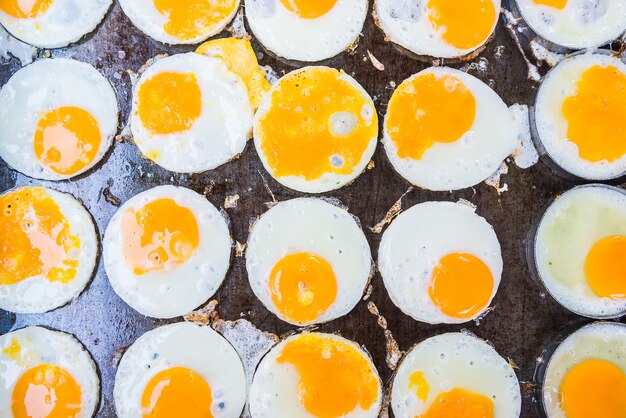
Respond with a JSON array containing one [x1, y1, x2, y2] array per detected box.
[[260, 65, 279, 84], [510, 103, 539, 169], [0, 26, 36, 66], [485, 162, 509, 194], [227, 9, 249, 39], [530, 41, 564, 67], [502, 9, 541, 81]]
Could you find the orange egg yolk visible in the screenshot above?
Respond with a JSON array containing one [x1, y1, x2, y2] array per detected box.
[[409, 371, 430, 402], [584, 235, 626, 299], [12, 364, 82, 418], [533, 0, 567, 9], [154, 0, 237, 41], [417, 388, 494, 418], [33, 106, 102, 176], [0, 0, 53, 18], [121, 198, 199, 275], [428, 252, 494, 319], [0, 188, 80, 285], [427, 0, 497, 50], [279, 0, 337, 18], [141, 367, 213, 418], [560, 359, 626, 418], [257, 67, 377, 181], [562, 65, 626, 163], [386, 73, 476, 160], [138, 71, 202, 135]]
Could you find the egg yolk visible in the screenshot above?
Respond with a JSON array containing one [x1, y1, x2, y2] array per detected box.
[[0, 0, 53, 18], [386, 73, 476, 160], [562, 65, 626, 163], [121, 198, 199, 275], [560, 359, 626, 418], [12, 364, 82, 418], [0, 188, 80, 285], [3, 337, 21, 360], [427, 0, 497, 50], [279, 0, 337, 18], [141, 367, 213, 418], [138, 72, 202, 135], [533, 0, 567, 9], [584, 235, 626, 299], [409, 371, 430, 402], [277, 334, 380, 418], [417, 388, 494, 418], [153, 0, 237, 41], [256, 67, 377, 181], [428, 252, 494, 319]]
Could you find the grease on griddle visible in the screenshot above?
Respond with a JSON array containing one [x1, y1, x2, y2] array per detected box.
[[367, 301, 403, 370], [369, 187, 413, 234]]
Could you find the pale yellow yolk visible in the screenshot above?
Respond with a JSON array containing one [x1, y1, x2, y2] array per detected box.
[[584, 235, 626, 299], [277, 334, 380, 418], [427, 0, 497, 50], [560, 359, 626, 418], [280, 0, 337, 18], [257, 67, 377, 181], [268, 252, 337, 324], [533, 0, 567, 9], [0, 188, 80, 285], [409, 371, 429, 402], [0, 0, 53, 18], [12, 364, 82, 418], [417, 388, 494, 418], [386, 73, 476, 160], [121, 198, 199, 275], [137, 72, 202, 135], [428, 252, 494, 319], [562, 65, 626, 163], [3, 337, 21, 360], [141, 367, 213, 418], [153, 0, 238, 41]]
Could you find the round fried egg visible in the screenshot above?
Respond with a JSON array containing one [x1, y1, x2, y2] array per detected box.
[[130, 52, 253, 173], [246, 198, 372, 326], [115, 322, 247, 418], [103, 185, 232, 319], [392, 332, 521, 418], [0, 326, 99, 418], [378, 201, 503, 324], [533, 184, 626, 318], [0, 58, 118, 181], [254, 66, 377, 193], [375, 0, 500, 58], [119, 0, 239, 45], [384, 67, 517, 191], [534, 52, 626, 180], [250, 332, 382, 418], [0, 186, 97, 314], [542, 322, 626, 418], [245, 0, 367, 62]]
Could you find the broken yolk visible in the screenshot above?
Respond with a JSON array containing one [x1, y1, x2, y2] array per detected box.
[[427, 0, 497, 50], [0, 0, 53, 18], [0, 187, 80, 285], [153, 0, 237, 41], [417, 388, 494, 418], [121, 198, 199, 275], [584, 235, 626, 299], [560, 359, 626, 418], [533, 0, 567, 9], [268, 252, 337, 324], [562, 65, 626, 163], [138, 72, 202, 135], [279, 0, 337, 18], [2, 337, 21, 360], [386, 73, 476, 160], [409, 371, 430, 402], [12, 364, 82, 418], [257, 67, 377, 181], [141, 367, 213, 418], [428, 252, 494, 319], [277, 334, 380, 418]]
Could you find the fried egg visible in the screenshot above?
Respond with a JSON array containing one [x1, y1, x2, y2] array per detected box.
[[0, 187, 97, 314], [250, 332, 382, 418], [254, 66, 377, 193], [378, 201, 503, 324], [533, 184, 626, 318], [0, 58, 118, 181], [246, 198, 372, 326], [103, 185, 232, 318], [115, 322, 247, 418], [375, 0, 500, 58], [119, 0, 239, 44], [392, 332, 521, 418], [0, 326, 99, 418], [534, 52, 626, 180], [245, 0, 367, 62], [384, 67, 517, 191], [130, 52, 253, 173]]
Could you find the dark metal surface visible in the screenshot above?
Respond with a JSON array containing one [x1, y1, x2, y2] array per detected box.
[[1, 1, 625, 417]]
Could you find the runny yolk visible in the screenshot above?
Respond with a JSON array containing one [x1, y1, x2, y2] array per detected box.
[[386, 73, 476, 160], [428, 252, 494, 319], [153, 0, 238, 41], [0, 187, 80, 285], [533, 0, 567, 9], [0, 0, 53, 18], [141, 367, 213, 418], [417, 388, 494, 418], [277, 334, 380, 418], [121, 198, 199, 275], [268, 252, 338, 324], [562, 65, 626, 163], [426, 0, 497, 50], [12, 364, 82, 418], [409, 371, 430, 402], [279, 0, 337, 18], [584, 235, 626, 299], [137, 72, 202, 135], [34, 106, 102, 176], [560, 359, 626, 418]]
